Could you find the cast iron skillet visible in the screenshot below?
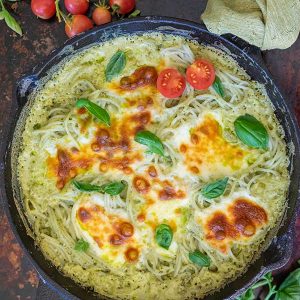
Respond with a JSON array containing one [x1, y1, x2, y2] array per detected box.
[[1, 16, 300, 300]]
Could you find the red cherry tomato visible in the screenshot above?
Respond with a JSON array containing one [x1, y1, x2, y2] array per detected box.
[[92, 6, 112, 25], [65, 15, 93, 38], [186, 59, 215, 90], [31, 0, 56, 19], [64, 0, 89, 15], [109, 0, 135, 14], [157, 68, 186, 99]]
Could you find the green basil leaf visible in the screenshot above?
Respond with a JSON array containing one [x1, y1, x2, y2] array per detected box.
[[135, 130, 164, 156], [201, 177, 228, 199], [0, 11, 5, 20], [74, 238, 89, 252], [189, 250, 211, 267], [276, 268, 300, 300], [3, 10, 22, 35], [105, 50, 126, 82], [234, 114, 269, 149], [212, 76, 225, 97], [76, 98, 110, 127], [129, 10, 141, 18], [73, 180, 125, 195], [72, 180, 102, 192], [155, 224, 173, 250], [100, 181, 126, 196]]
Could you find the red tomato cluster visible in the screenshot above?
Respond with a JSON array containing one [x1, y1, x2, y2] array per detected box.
[[30, 0, 136, 38], [156, 60, 216, 98]]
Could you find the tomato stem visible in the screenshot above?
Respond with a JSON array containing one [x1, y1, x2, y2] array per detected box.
[[55, 0, 63, 22]]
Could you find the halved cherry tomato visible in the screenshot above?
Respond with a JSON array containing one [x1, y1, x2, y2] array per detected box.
[[109, 0, 135, 14], [157, 68, 186, 99], [65, 15, 93, 38], [31, 0, 56, 19], [186, 59, 215, 90], [92, 6, 112, 25], [64, 0, 89, 15]]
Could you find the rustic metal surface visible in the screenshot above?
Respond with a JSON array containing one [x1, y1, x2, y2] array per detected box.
[[0, 0, 299, 299]]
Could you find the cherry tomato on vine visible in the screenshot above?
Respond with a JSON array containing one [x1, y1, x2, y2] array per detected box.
[[157, 68, 186, 99], [31, 0, 56, 19], [65, 15, 93, 38], [109, 0, 135, 14], [92, 6, 112, 25], [186, 59, 215, 90], [64, 0, 89, 15]]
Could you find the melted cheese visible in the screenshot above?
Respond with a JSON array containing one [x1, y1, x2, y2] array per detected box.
[[133, 166, 190, 257], [170, 112, 254, 180], [195, 192, 268, 254], [73, 196, 140, 267]]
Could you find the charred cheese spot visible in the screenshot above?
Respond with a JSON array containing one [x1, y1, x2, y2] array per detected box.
[[125, 96, 154, 111], [78, 207, 92, 223], [133, 176, 151, 194], [76, 110, 92, 134], [157, 180, 186, 200], [109, 234, 124, 246], [120, 66, 158, 91], [148, 165, 158, 178], [199, 196, 268, 254], [125, 247, 139, 262], [75, 199, 140, 266], [137, 212, 146, 223], [47, 148, 93, 189]]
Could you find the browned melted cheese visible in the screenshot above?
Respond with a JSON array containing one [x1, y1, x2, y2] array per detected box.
[[119, 66, 158, 90], [204, 198, 268, 253], [47, 108, 152, 188], [47, 148, 93, 189], [77, 203, 139, 262], [77, 108, 92, 133], [133, 174, 186, 201], [179, 115, 247, 177]]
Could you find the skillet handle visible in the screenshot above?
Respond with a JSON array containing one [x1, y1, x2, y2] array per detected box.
[[14, 75, 38, 108]]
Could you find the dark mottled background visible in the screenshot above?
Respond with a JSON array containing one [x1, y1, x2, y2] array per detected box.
[[0, 0, 299, 299]]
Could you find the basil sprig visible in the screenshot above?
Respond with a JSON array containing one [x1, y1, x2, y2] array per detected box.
[[135, 130, 164, 156], [74, 238, 89, 252], [276, 268, 300, 300], [238, 269, 300, 300], [155, 224, 173, 250], [76, 98, 110, 127], [0, 0, 22, 36], [105, 50, 126, 82], [234, 114, 269, 149], [212, 76, 225, 97], [201, 177, 228, 199], [73, 180, 126, 196], [189, 250, 211, 267]]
